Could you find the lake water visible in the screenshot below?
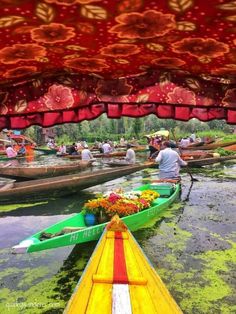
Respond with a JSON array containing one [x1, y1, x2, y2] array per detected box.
[[0, 156, 235, 314]]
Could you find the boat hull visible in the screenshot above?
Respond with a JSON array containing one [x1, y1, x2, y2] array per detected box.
[[0, 160, 92, 179], [187, 155, 236, 167], [12, 183, 180, 253], [182, 140, 236, 150], [0, 163, 154, 204], [64, 216, 182, 314]]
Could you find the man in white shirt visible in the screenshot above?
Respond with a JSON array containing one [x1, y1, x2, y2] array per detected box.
[[124, 144, 136, 164], [155, 141, 187, 179], [81, 148, 93, 161], [102, 141, 112, 154]]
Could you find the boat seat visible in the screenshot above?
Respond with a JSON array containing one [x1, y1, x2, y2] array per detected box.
[[92, 274, 147, 285]]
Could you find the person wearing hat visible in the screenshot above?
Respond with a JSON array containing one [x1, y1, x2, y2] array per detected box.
[[155, 141, 187, 179], [124, 144, 136, 164]]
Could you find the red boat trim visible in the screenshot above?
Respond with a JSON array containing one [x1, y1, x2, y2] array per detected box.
[[113, 231, 128, 284]]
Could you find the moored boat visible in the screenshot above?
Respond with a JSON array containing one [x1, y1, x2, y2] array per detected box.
[[181, 140, 236, 150], [64, 215, 182, 314], [64, 151, 127, 159], [0, 160, 92, 179], [0, 162, 154, 204], [12, 180, 180, 253], [187, 154, 236, 167], [34, 147, 58, 155]]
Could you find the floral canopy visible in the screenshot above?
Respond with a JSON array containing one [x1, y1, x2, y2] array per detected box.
[[0, 0, 236, 129]]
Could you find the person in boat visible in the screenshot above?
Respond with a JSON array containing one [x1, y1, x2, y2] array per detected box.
[[147, 136, 159, 158], [17, 144, 26, 156], [68, 143, 78, 155], [155, 141, 187, 179], [102, 140, 112, 154], [81, 147, 94, 161], [58, 143, 67, 155], [179, 137, 191, 147], [5, 144, 18, 158], [189, 133, 196, 143], [124, 144, 136, 164]]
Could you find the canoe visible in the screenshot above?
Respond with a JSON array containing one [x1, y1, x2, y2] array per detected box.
[[12, 181, 180, 253], [181, 140, 236, 150], [104, 160, 134, 167], [0, 162, 154, 204], [187, 154, 236, 167], [223, 144, 236, 151], [34, 147, 58, 155], [64, 151, 127, 159], [64, 216, 182, 314], [0, 160, 92, 179]]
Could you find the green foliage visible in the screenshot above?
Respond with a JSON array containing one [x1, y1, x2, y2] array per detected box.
[[214, 148, 235, 156]]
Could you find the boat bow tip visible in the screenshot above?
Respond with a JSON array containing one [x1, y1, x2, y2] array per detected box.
[[12, 238, 37, 254]]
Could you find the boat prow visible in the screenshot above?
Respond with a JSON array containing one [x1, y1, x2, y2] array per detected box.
[[64, 215, 182, 313]]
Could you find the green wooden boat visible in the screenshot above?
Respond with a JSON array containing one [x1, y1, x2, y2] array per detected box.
[[12, 182, 180, 254], [34, 147, 58, 155]]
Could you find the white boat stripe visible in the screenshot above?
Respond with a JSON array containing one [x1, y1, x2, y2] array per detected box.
[[112, 284, 132, 314]]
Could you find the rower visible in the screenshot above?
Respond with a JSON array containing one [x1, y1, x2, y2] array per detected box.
[[155, 141, 187, 179]]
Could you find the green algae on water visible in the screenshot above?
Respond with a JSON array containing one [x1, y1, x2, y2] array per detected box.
[[0, 202, 48, 213]]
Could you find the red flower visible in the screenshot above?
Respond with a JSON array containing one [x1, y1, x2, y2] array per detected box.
[[4, 66, 37, 78], [109, 10, 176, 39], [44, 84, 74, 110], [172, 38, 229, 58], [152, 57, 185, 68], [222, 88, 236, 107], [96, 78, 132, 102], [100, 44, 140, 57], [31, 23, 75, 44], [0, 44, 46, 64], [64, 57, 109, 72], [167, 87, 196, 105]]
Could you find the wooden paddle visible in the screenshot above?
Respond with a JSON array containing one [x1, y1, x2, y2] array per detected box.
[[171, 129, 198, 182]]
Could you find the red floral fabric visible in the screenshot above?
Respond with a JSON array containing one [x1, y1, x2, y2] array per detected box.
[[0, 0, 236, 128]]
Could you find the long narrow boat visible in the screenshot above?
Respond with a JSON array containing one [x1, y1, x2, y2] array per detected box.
[[64, 216, 182, 314], [0, 162, 154, 204], [223, 144, 236, 151], [12, 181, 180, 253], [64, 151, 127, 159], [34, 147, 58, 155], [187, 154, 236, 167], [181, 139, 236, 150], [0, 160, 92, 179]]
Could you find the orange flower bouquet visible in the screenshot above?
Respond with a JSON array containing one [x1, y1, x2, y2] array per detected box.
[[82, 190, 160, 219]]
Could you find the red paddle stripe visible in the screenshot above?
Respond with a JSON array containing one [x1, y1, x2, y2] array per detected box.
[[113, 231, 128, 284]]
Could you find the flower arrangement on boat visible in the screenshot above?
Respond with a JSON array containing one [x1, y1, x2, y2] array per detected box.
[[82, 189, 160, 218]]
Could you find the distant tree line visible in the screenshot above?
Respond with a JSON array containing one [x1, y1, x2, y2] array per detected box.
[[24, 115, 234, 144]]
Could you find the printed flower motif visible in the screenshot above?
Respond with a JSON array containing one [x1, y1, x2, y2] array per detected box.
[[172, 38, 229, 58], [4, 66, 38, 78], [31, 23, 75, 44], [45, 0, 101, 4], [0, 84, 9, 115], [109, 10, 175, 39], [100, 44, 140, 57], [96, 78, 133, 102], [44, 84, 74, 110], [64, 57, 109, 72], [152, 57, 185, 68], [0, 44, 46, 64], [211, 65, 236, 76], [167, 87, 196, 105], [222, 88, 236, 107]]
